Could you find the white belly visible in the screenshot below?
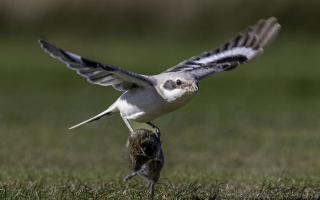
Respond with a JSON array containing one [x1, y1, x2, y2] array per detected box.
[[116, 88, 195, 122]]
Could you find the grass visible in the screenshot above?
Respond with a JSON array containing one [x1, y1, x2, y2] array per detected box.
[[0, 31, 320, 199]]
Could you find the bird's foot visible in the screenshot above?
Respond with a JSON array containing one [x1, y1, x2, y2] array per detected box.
[[146, 122, 161, 140]]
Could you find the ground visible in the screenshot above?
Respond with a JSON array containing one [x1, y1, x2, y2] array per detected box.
[[0, 32, 320, 199]]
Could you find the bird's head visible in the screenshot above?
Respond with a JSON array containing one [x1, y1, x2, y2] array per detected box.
[[154, 73, 199, 103]]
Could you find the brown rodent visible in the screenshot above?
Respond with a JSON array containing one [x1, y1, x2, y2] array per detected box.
[[124, 128, 164, 196]]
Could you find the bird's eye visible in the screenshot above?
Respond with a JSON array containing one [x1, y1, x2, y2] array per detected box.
[[176, 79, 182, 86]]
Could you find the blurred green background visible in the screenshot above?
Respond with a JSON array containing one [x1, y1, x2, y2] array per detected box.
[[1, 0, 320, 198]]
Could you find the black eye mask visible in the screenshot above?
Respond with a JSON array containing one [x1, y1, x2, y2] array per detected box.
[[163, 80, 176, 90]]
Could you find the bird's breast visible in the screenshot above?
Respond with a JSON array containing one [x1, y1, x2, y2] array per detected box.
[[117, 88, 195, 122]]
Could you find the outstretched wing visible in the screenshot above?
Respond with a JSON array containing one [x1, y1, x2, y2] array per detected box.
[[164, 17, 281, 80], [39, 40, 154, 91]]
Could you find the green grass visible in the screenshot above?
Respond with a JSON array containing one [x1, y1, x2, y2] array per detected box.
[[1, 31, 320, 199]]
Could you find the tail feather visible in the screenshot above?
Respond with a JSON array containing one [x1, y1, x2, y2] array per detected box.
[[69, 103, 118, 130]]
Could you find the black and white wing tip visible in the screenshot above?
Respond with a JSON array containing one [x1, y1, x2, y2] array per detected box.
[[39, 39, 154, 91], [201, 16, 281, 65], [39, 39, 85, 69], [165, 17, 281, 78]]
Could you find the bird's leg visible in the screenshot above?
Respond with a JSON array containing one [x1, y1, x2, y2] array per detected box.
[[148, 181, 155, 197], [123, 171, 138, 181], [121, 115, 134, 133], [146, 122, 161, 139]]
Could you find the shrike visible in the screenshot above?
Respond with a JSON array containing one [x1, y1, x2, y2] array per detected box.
[[39, 17, 280, 132]]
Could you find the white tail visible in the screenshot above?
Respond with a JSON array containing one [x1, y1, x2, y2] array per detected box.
[[69, 103, 118, 130]]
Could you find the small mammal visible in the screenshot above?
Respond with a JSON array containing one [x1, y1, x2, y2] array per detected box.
[[124, 128, 164, 196]]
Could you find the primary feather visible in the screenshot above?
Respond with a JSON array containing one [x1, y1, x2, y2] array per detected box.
[[39, 40, 154, 91], [165, 17, 281, 80]]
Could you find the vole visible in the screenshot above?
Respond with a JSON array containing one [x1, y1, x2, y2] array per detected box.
[[124, 128, 164, 196]]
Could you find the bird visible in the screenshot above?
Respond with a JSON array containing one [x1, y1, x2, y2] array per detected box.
[[39, 17, 281, 132], [124, 128, 164, 196]]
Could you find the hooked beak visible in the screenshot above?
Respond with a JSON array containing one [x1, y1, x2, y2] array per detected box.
[[192, 82, 199, 92], [187, 81, 199, 93]]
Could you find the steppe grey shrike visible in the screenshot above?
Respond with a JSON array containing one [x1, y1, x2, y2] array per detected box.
[[39, 17, 281, 132]]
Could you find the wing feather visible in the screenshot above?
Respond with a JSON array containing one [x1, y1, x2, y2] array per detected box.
[[164, 17, 281, 80], [39, 40, 154, 91]]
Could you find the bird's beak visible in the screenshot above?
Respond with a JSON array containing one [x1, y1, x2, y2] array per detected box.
[[192, 82, 199, 92], [187, 82, 198, 93]]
